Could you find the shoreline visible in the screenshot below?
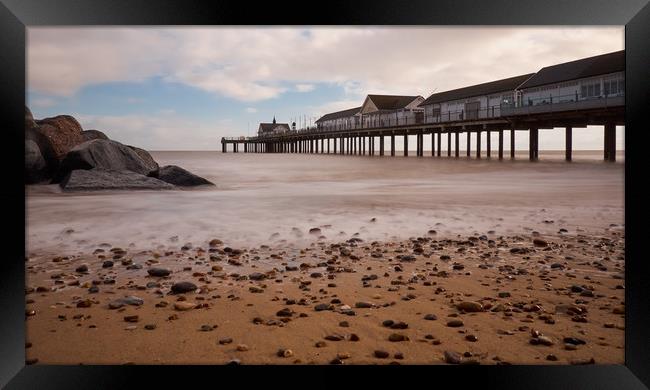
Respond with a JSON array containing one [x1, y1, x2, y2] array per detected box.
[[25, 228, 625, 365]]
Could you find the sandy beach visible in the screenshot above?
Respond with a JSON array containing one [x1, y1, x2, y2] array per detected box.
[[25, 151, 625, 365]]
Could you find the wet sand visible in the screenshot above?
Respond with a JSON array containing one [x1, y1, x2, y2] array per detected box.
[[25, 151, 625, 365]]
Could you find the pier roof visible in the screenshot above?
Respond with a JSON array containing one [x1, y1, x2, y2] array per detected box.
[[315, 107, 361, 123], [517, 50, 624, 90], [419, 73, 535, 106], [366, 95, 422, 110]]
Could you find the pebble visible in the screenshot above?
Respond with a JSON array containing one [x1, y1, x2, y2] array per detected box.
[[173, 302, 196, 311], [465, 334, 478, 342], [147, 268, 171, 277], [75, 264, 88, 273], [447, 320, 464, 327], [424, 314, 437, 321], [456, 301, 483, 312], [219, 338, 233, 345], [124, 315, 139, 323], [444, 350, 462, 364], [171, 282, 198, 294], [144, 324, 156, 330], [236, 344, 249, 351], [388, 333, 409, 342], [200, 325, 215, 332], [102, 261, 114, 268], [374, 350, 390, 359], [355, 302, 373, 308], [314, 303, 332, 311], [277, 348, 293, 357]]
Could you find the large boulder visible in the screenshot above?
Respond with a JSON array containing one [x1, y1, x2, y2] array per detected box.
[[128, 146, 159, 174], [152, 165, 213, 187], [25, 106, 37, 130], [81, 129, 109, 141], [25, 140, 47, 183], [55, 139, 160, 182], [60, 169, 175, 191], [34, 115, 85, 161]]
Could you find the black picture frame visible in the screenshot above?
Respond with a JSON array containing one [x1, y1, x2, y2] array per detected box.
[[1, 0, 649, 388]]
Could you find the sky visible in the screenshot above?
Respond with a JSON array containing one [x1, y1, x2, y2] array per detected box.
[[27, 27, 624, 151]]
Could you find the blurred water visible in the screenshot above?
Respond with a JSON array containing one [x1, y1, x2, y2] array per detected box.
[[26, 151, 624, 255]]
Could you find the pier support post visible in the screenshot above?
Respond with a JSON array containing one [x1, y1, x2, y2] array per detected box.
[[604, 123, 616, 162], [447, 131, 451, 157], [380, 135, 384, 156], [403, 134, 408, 156], [466, 131, 471, 157], [391, 134, 395, 156], [437, 132, 442, 157], [455, 131, 460, 157], [358, 136, 362, 155], [510, 129, 515, 159], [498, 130, 504, 160], [486, 130, 491, 158], [476, 131, 481, 159], [431, 132, 435, 156], [529, 127, 539, 161], [565, 126, 572, 161]]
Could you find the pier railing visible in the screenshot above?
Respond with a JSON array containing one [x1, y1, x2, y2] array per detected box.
[[226, 91, 624, 141]]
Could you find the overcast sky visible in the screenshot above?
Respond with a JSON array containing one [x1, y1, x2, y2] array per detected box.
[[27, 27, 624, 150]]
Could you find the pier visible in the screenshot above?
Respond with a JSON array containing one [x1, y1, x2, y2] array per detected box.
[[221, 97, 623, 162], [221, 50, 624, 162]]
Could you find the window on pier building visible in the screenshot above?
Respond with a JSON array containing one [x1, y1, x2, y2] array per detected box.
[[580, 82, 601, 99], [604, 78, 624, 96]]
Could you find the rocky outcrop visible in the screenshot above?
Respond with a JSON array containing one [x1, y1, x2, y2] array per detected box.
[[25, 106, 37, 130], [60, 169, 175, 191], [34, 115, 85, 161], [55, 139, 159, 182], [81, 129, 109, 141], [153, 165, 214, 187], [25, 140, 47, 183], [128, 145, 159, 174]]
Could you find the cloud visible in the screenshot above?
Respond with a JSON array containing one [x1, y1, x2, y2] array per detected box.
[[30, 97, 58, 108], [295, 83, 315, 93], [28, 27, 623, 104], [245, 107, 257, 113]]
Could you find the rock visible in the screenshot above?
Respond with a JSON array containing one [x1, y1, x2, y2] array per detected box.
[[75, 264, 89, 273], [324, 334, 344, 341], [388, 333, 409, 342], [60, 169, 175, 191], [447, 320, 464, 327], [315, 303, 333, 311], [76, 299, 93, 308], [81, 129, 109, 141], [171, 282, 198, 294], [124, 315, 139, 323], [276, 308, 293, 317], [102, 260, 114, 268], [444, 350, 462, 364], [374, 350, 390, 359], [209, 239, 223, 247], [144, 324, 156, 330], [533, 238, 548, 247], [25, 106, 37, 130], [424, 314, 437, 321], [277, 348, 293, 357], [219, 337, 233, 345], [456, 301, 483, 312], [309, 228, 321, 235], [249, 272, 266, 281], [152, 165, 213, 187], [55, 139, 160, 182], [25, 140, 48, 184], [174, 302, 196, 311], [127, 145, 159, 174], [465, 334, 478, 342], [34, 115, 85, 161], [355, 302, 373, 309], [570, 358, 595, 365], [147, 268, 171, 277], [564, 337, 586, 345], [109, 296, 144, 309], [498, 292, 511, 298], [390, 321, 408, 329]]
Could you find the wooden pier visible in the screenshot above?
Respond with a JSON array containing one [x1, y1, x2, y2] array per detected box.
[[221, 103, 623, 162]]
